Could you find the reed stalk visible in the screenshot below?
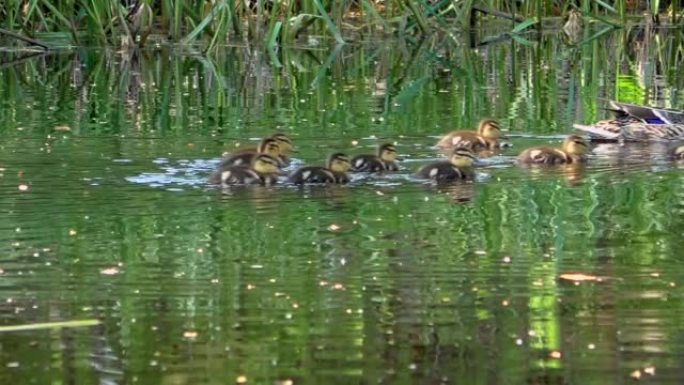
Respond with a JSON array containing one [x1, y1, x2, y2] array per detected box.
[[0, 0, 679, 48]]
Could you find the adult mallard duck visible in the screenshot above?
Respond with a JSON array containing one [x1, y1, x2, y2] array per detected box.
[[574, 100, 684, 141], [209, 154, 282, 186], [220, 137, 287, 168], [351, 143, 399, 172], [289, 153, 351, 184], [517, 135, 590, 165], [416, 147, 476, 182], [670, 144, 684, 160], [436, 119, 504, 151]]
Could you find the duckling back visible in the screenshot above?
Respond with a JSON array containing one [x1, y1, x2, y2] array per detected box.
[[436, 132, 488, 151], [416, 161, 473, 182], [517, 147, 570, 165], [351, 154, 397, 172], [220, 137, 289, 168], [518, 136, 589, 165], [351, 143, 400, 172], [209, 165, 262, 186], [289, 167, 341, 184], [436, 120, 502, 151]]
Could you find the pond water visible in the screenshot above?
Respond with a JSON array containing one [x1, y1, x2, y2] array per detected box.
[[1, 26, 684, 385]]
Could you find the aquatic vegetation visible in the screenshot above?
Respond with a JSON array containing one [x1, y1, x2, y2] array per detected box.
[[1, 0, 682, 48]]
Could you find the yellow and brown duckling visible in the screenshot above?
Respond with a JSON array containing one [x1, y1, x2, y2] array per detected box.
[[517, 135, 590, 165], [436, 119, 504, 152], [230, 133, 295, 155], [351, 143, 399, 172], [289, 153, 351, 184], [220, 137, 287, 169], [416, 147, 476, 182], [209, 154, 281, 186], [270, 133, 295, 156]]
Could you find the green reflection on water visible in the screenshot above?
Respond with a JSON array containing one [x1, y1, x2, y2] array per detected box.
[[1, 27, 684, 385]]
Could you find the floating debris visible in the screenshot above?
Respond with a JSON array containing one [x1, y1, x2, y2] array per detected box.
[[559, 273, 599, 282], [100, 267, 120, 275], [183, 330, 198, 339]]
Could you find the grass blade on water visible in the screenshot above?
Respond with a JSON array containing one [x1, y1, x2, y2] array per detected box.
[[0, 319, 101, 333]]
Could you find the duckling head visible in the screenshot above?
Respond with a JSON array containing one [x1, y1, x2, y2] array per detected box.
[[327, 153, 351, 173], [257, 138, 282, 158], [252, 154, 281, 174], [562, 135, 590, 156], [478, 119, 503, 140], [270, 133, 294, 154], [449, 147, 476, 168], [377, 143, 398, 162]]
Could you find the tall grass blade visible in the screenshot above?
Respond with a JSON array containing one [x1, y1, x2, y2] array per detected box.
[[405, 0, 429, 32], [266, 21, 282, 51], [593, 0, 618, 13], [511, 18, 538, 34], [312, 0, 344, 44], [358, 0, 389, 29], [182, 2, 227, 45]]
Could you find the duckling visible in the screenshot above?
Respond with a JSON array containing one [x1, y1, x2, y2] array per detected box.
[[517, 135, 590, 165], [416, 147, 476, 182], [220, 137, 287, 168], [269, 133, 295, 155], [231, 133, 295, 157], [289, 153, 351, 184], [351, 143, 399, 172], [436, 119, 504, 151], [209, 154, 281, 186]]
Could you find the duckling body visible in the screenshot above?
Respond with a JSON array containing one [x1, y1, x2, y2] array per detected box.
[[351, 143, 399, 172], [517, 135, 590, 165], [436, 119, 503, 151], [209, 154, 281, 186], [416, 162, 474, 182], [220, 137, 288, 168], [416, 148, 476, 182], [289, 167, 348, 184], [289, 153, 351, 185]]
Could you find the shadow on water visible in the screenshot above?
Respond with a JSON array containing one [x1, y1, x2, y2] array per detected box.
[[0, 25, 684, 385]]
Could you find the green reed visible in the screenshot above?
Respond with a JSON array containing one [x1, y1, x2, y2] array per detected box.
[[1, 1, 682, 49]]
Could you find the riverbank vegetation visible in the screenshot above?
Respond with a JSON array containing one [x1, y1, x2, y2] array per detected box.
[[0, 1, 683, 50]]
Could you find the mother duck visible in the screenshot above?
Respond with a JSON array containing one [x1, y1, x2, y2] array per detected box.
[[574, 100, 684, 141]]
